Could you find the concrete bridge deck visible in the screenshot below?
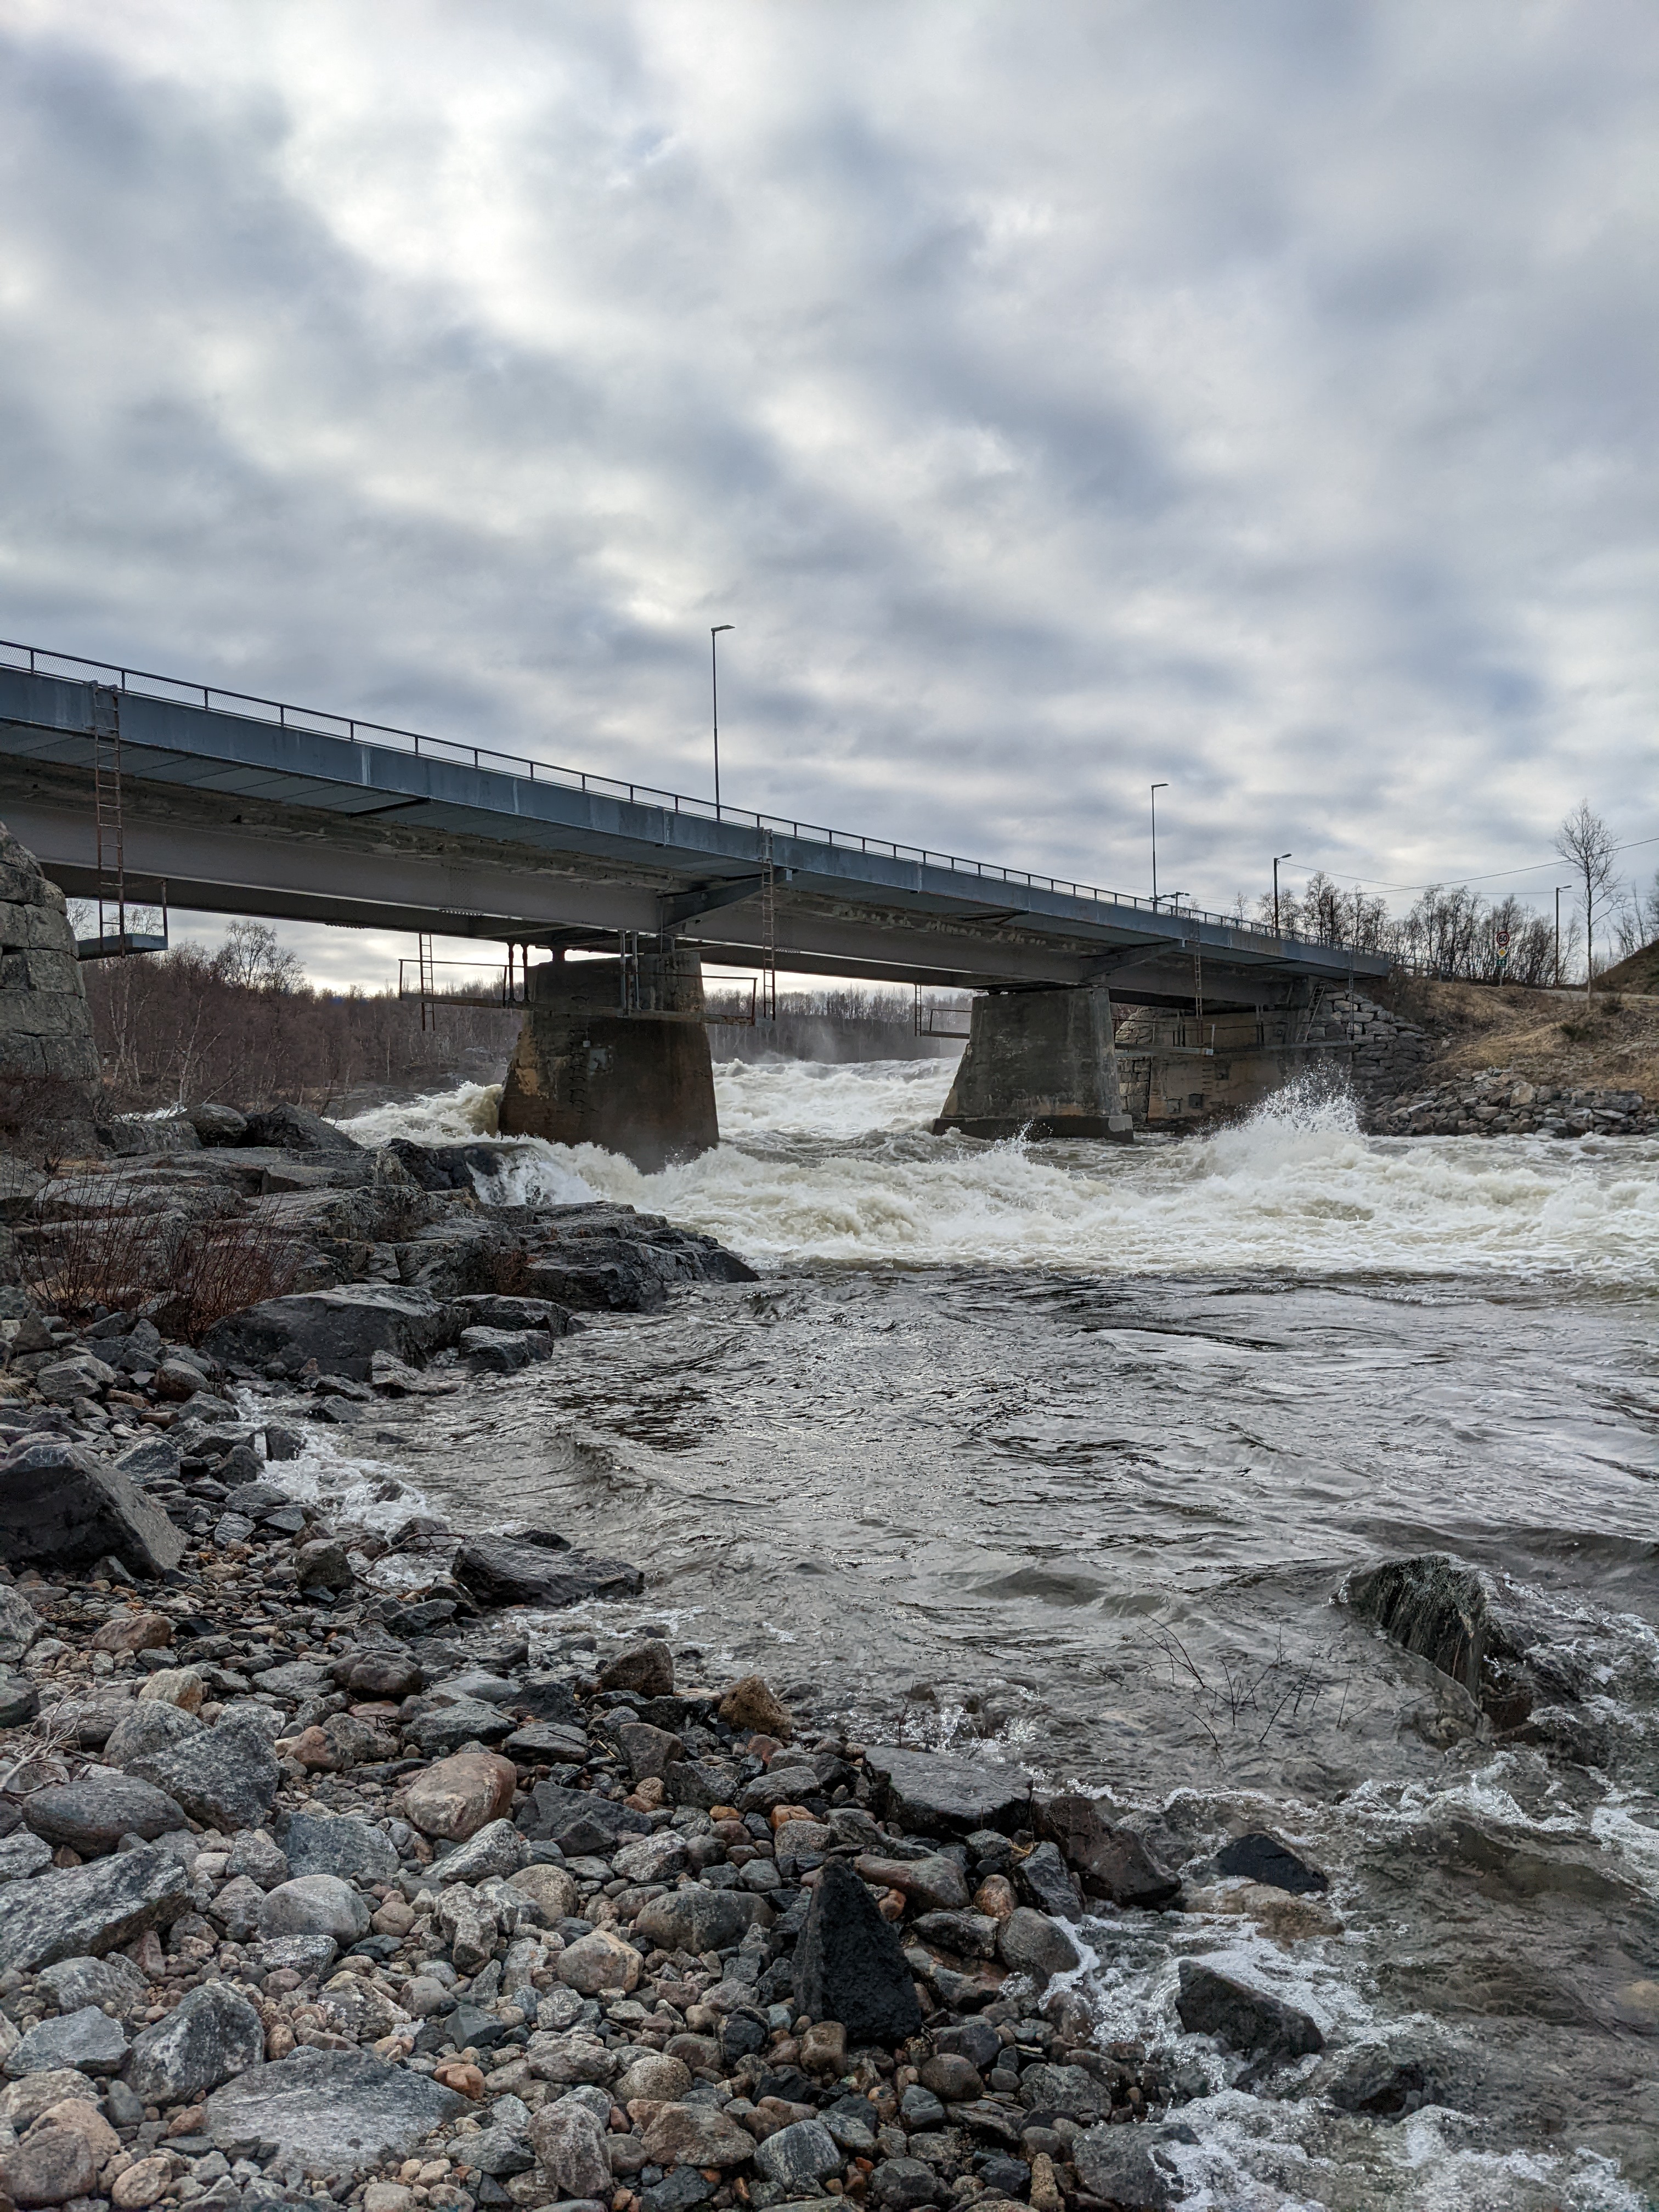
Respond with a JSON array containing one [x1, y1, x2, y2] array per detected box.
[[0, 644, 1386, 1008]]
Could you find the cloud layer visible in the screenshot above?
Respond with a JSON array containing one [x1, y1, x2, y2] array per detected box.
[[2, 0, 1656, 983]]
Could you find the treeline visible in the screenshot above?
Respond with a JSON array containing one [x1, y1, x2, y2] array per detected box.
[[1249, 873, 1574, 987], [81, 926, 517, 1113], [706, 985, 966, 1064]]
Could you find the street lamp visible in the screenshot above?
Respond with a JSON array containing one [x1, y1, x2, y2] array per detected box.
[[1150, 783, 1168, 909], [1273, 853, 1292, 937], [710, 625, 734, 815]]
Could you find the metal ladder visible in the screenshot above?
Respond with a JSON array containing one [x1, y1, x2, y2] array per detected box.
[[417, 933, 436, 1030], [91, 685, 126, 948], [758, 831, 777, 1022]]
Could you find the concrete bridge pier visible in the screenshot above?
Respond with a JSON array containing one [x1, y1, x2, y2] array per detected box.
[[933, 983, 1133, 1141], [498, 948, 719, 1171]]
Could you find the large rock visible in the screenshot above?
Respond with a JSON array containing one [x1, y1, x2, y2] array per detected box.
[[995, 1908, 1081, 1984], [124, 1711, 279, 1831], [792, 1859, 924, 2046], [280, 1812, 399, 1884], [453, 1535, 644, 1609], [517, 1779, 650, 1853], [123, 1983, 263, 2104], [23, 1771, 186, 1856], [634, 1884, 771, 1956], [404, 1752, 518, 1842], [755, 2119, 843, 2192], [1036, 1795, 1181, 1909], [1214, 1832, 1328, 1897], [37, 1955, 146, 2013], [0, 1585, 43, 1663], [528, 2097, 611, 2198], [0, 2096, 120, 2208], [1341, 1552, 1566, 1732], [1175, 1960, 1325, 2061], [1073, 2124, 1186, 2210], [596, 1639, 674, 1696], [4, 2006, 128, 2079], [0, 1441, 184, 1578], [204, 2047, 470, 2179], [862, 1746, 1031, 1837], [258, 1875, 371, 1945], [0, 1847, 188, 1974], [557, 1928, 642, 1996], [241, 1104, 365, 1155], [203, 1284, 458, 1383], [640, 2101, 757, 2170]]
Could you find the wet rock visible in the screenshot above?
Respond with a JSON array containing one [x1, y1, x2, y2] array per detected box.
[[123, 1982, 263, 2103], [1073, 2124, 1186, 2210], [912, 1909, 997, 1959], [1323, 2042, 1434, 2118], [935, 2021, 1001, 2070], [188, 1101, 248, 1143], [435, 1817, 527, 1885], [1018, 2063, 1102, 2122], [919, 2053, 984, 2103], [640, 2101, 757, 2170], [1015, 1841, 1082, 1923], [1035, 1794, 1181, 1909], [529, 2095, 612, 2197], [203, 1283, 456, 1383], [597, 1639, 674, 1696], [0, 2095, 119, 2207], [125, 1709, 279, 1831], [204, 2046, 470, 2178], [718, 1674, 794, 1742], [995, 1908, 1081, 1985], [1175, 1960, 1324, 2061], [862, 1746, 1031, 1837], [23, 1771, 186, 1855], [258, 1874, 372, 1944], [4, 2006, 128, 2079], [792, 1858, 924, 2046], [280, 1811, 400, 1884], [0, 1845, 189, 1974], [899, 2082, 945, 2129], [452, 1535, 645, 1610], [0, 1440, 185, 1578], [1342, 1552, 1558, 1732], [634, 1884, 771, 1956], [404, 1751, 518, 1841], [517, 1778, 650, 1852], [1214, 1832, 1328, 1897]]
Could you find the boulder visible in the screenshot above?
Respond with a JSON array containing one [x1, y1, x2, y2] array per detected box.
[[203, 1284, 457, 1383], [0, 1584, 43, 1663], [22, 1771, 186, 1857], [640, 2101, 757, 2170], [4, 2006, 128, 2079], [862, 1746, 1031, 1837], [597, 1640, 674, 1696], [187, 1103, 248, 1143], [124, 1710, 279, 1831], [557, 1928, 642, 1996], [1073, 2124, 1186, 2210], [204, 2046, 470, 2179], [0, 1846, 189, 1974], [791, 1859, 924, 2046], [404, 1752, 518, 1842], [1035, 1795, 1181, 1910], [453, 1536, 644, 1610], [123, 1982, 263, 2103], [634, 1884, 771, 1957], [754, 2118, 842, 2192], [517, 1779, 650, 1853], [995, 1908, 1081, 1985], [0, 2096, 120, 2208], [280, 1812, 399, 1885], [1014, 1840, 1081, 1922], [717, 1674, 794, 1742], [258, 1875, 371, 1945], [241, 1104, 364, 1154], [36, 1954, 146, 2013], [0, 1441, 184, 1578], [1342, 1552, 1562, 1731], [1175, 1960, 1324, 2061], [528, 2097, 611, 2198], [1214, 1832, 1328, 1897]]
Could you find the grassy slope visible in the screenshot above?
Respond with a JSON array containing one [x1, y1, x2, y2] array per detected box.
[[1367, 975, 1659, 1098]]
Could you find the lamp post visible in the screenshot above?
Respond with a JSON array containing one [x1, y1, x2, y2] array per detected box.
[[1150, 783, 1168, 909], [1273, 853, 1291, 936], [709, 625, 733, 815]]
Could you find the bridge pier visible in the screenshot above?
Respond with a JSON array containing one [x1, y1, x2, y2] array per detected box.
[[498, 949, 719, 1171], [932, 984, 1133, 1141]]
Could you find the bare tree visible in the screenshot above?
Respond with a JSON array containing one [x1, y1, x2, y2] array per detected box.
[[1554, 802, 1618, 996]]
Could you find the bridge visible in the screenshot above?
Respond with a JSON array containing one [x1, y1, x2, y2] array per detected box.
[[0, 641, 1389, 1164]]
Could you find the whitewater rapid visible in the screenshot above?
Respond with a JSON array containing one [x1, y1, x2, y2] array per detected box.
[[336, 1059, 1659, 1282]]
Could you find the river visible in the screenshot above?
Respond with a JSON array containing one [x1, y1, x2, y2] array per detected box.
[[280, 1060, 1659, 2209]]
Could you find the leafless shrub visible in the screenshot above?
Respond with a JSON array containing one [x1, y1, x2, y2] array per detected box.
[[22, 1183, 301, 1337], [151, 1210, 305, 1341], [1142, 1626, 1352, 1757]]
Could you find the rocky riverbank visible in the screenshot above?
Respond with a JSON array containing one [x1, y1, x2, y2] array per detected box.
[[1367, 1069, 1654, 1137]]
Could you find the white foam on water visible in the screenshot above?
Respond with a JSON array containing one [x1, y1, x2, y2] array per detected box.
[[330, 1066, 1659, 1282]]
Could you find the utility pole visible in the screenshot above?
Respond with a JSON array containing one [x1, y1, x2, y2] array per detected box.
[[1273, 853, 1291, 936], [710, 625, 733, 815], [1554, 884, 1569, 988], [1150, 784, 1168, 909]]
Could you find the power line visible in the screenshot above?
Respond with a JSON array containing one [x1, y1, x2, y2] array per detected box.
[[1283, 831, 1659, 898]]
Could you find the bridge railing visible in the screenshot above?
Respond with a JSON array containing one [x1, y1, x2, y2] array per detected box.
[[0, 635, 1357, 957]]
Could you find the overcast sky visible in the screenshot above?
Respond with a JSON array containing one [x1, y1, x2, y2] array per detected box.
[[2, 0, 1656, 988]]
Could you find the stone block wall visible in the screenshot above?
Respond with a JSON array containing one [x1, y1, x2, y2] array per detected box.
[[0, 823, 98, 1087]]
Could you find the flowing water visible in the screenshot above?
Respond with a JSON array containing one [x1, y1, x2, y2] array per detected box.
[[277, 1062, 1659, 2208]]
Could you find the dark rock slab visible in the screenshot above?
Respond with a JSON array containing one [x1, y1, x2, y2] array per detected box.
[[1214, 1832, 1328, 1897], [125, 1712, 280, 1831], [203, 1284, 458, 1383], [0, 1844, 189, 1974], [634, 1883, 771, 1955], [1342, 1552, 1569, 1732], [862, 1746, 1031, 1837], [1175, 1960, 1324, 2061], [204, 2046, 469, 2178], [1014, 1840, 1081, 1922], [241, 1104, 365, 1155], [4, 2003, 128, 2078], [1035, 1794, 1181, 1909], [792, 1858, 924, 2046], [0, 1440, 184, 1577], [23, 1771, 186, 1854], [0, 1668, 38, 1728], [1073, 2124, 1186, 2209], [278, 1812, 399, 1884], [453, 1537, 644, 1610], [125, 1981, 263, 2103], [516, 1780, 650, 1852]]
